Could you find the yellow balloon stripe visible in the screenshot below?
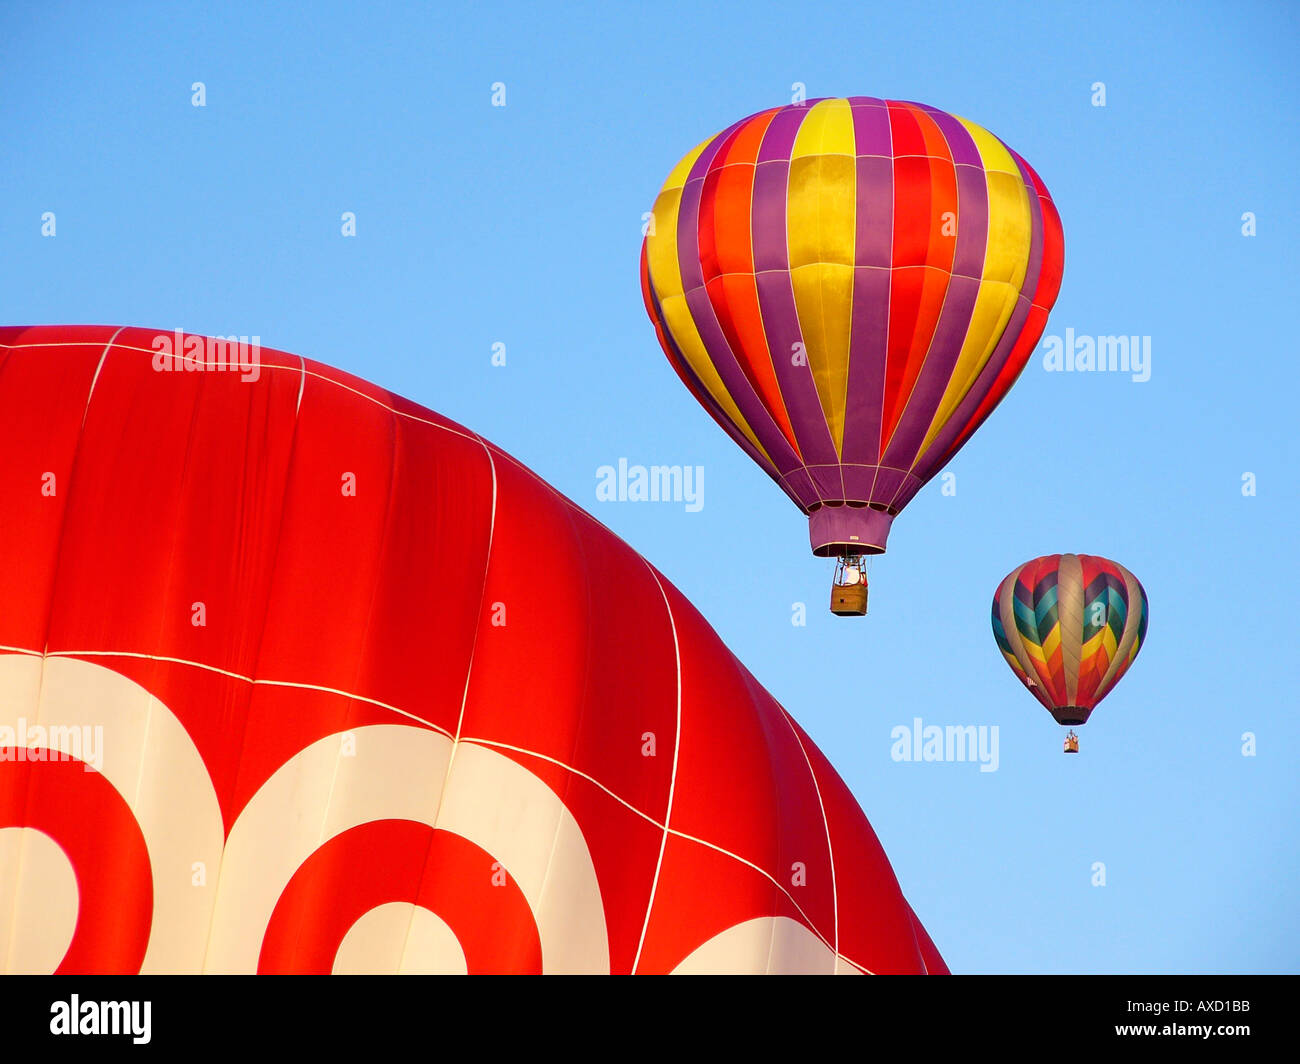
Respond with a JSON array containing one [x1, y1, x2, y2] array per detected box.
[[1080, 626, 1113, 663], [788, 99, 856, 455], [1040, 623, 1062, 664], [1100, 626, 1119, 660], [914, 119, 1032, 461], [644, 141, 772, 464], [1022, 632, 1051, 670]]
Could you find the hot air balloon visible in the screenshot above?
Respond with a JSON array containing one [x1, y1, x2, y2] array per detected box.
[[0, 324, 946, 974], [992, 554, 1149, 753], [640, 97, 1064, 614]]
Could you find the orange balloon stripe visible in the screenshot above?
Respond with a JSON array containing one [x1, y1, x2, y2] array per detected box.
[[641, 242, 758, 459], [912, 104, 962, 358], [879, 105, 959, 453], [715, 274, 796, 444], [695, 165, 725, 284], [880, 267, 925, 439], [708, 157, 755, 275], [1075, 637, 1109, 707], [938, 165, 1063, 465], [719, 106, 778, 179], [886, 99, 927, 156], [697, 111, 801, 456]]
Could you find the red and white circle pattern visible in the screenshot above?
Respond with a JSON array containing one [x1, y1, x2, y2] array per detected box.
[[1, 654, 856, 974]]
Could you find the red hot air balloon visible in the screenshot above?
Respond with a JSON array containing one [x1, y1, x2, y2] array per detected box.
[[992, 553, 1149, 753], [641, 97, 1064, 612], [0, 325, 946, 974]]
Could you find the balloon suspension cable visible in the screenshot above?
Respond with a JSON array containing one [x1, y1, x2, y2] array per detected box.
[[833, 552, 867, 586]]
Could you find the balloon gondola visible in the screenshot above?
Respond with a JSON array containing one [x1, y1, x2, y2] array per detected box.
[[829, 556, 869, 616]]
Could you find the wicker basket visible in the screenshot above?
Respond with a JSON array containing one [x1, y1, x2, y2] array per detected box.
[[830, 583, 868, 616]]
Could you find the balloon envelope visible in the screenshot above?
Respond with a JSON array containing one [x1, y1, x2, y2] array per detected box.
[[641, 97, 1064, 556], [992, 553, 1149, 725], [0, 324, 945, 974]]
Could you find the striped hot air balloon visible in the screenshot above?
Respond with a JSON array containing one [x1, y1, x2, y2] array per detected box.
[[640, 97, 1064, 558], [0, 324, 947, 975], [992, 554, 1149, 740]]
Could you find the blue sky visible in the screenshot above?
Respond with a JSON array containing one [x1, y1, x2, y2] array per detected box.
[[2, 0, 1296, 973]]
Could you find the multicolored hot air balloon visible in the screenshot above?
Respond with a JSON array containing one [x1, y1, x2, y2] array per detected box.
[[640, 97, 1064, 610], [0, 324, 946, 974], [992, 554, 1149, 752]]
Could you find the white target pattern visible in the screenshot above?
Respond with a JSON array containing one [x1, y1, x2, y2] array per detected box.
[[0, 654, 852, 974], [0, 655, 608, 973]]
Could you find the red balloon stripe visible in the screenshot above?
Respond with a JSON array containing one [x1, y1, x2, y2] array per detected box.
[[0, 755, 152, 973], [258, 820, 542, 974]]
